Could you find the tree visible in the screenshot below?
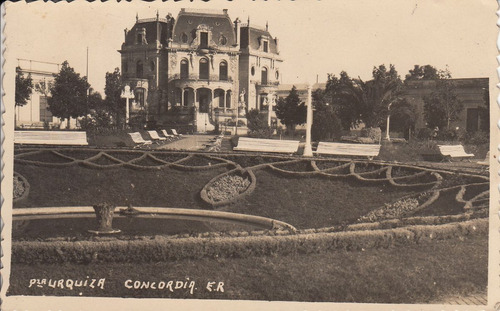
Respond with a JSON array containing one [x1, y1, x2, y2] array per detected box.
[[336, 64, 404, 128], [325, 71, 361, 130], [311, 89, 342, 141], [275, 86, 306, 131], [104, 68, 126, 127], [15, 67, 33, 107], [423, 77, 463, 129], [48, 61, 91, 128], [246, 109, 272, 138], [404, 65, 440, 81]]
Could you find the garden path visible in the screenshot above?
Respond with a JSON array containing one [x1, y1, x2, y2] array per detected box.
[[156, 135, 213, 151]]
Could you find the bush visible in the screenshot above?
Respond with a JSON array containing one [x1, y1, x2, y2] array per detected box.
[[11, 219, 487, 264], [416, 128, 432, 140], [247, 109, 273, 138], [464, 131, 489, 145], [361, 127, 381, 142]]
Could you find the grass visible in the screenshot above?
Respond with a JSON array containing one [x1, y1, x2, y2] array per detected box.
[[14, 159, 428, 229], [7, 235, 487, 303], [14, 164, 227, 209], [225, 169, 419, 228]]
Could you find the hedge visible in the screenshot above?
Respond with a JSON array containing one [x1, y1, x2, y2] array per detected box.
[[11, 219, 487, 264]]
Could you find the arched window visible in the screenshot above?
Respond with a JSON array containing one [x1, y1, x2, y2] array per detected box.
[[181, 33, 188, 43], [199, 58, 209, 80], [136, 60, 143, 78], [261, 67, 268, 85], [180, 59, 189, 79], [150, 61, 155, 72], [219, 61, 228, 81]]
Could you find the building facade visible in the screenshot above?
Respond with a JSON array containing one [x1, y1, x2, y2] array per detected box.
[[15, 59, 78, 129], [120, 9, 283, 132]]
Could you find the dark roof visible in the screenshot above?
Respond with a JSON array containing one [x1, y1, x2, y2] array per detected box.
[[240, 26, 278, 54], [172, 10, 236, 46], [124, 20, 171, 46]]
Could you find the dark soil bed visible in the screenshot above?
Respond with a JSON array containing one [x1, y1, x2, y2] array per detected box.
[[462, 184, 489, 201], [413, 189, 464, 216]]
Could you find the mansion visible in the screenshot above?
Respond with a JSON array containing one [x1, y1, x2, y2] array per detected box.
[[120, 8, 283, 132]]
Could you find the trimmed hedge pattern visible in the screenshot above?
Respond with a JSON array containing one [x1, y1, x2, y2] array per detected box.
[[11, 219, 487, 264]]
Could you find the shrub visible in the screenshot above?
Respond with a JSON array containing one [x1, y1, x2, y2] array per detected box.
[[464, 131, 489, 145], [247, 109, 273, 138], [11, 219, 487, 264]]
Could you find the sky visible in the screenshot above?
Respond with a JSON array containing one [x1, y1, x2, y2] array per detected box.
[[5, 0, 498, 95]]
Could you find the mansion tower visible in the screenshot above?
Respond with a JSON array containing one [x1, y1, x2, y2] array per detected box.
[[119, 8, 283, 132]]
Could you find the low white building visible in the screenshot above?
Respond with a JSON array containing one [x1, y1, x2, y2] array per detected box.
[[15, 59, 78, 129]]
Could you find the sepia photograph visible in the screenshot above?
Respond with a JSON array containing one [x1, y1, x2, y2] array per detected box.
[[1, 1, 498, 310]]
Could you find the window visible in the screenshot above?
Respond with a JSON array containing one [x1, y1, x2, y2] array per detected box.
[[219, 35, 227, 46], [219, 61, 228, 80], [263, 41, 269, 53], [261, 67, 268, 85], [199, 58, 209, 79], [39, 96, 52, 122], [251, 66, 255, 76], [216, 90, 225, 108], [136, 60, 143, 78], [181, 33, 188, 43], [137, 33, 143, 44], [200, 32, 208, 48], [275, 70, 279, 80], [135, 88, 145, 106], [180, 59, 189, 79], [150, 61, 155, 72]]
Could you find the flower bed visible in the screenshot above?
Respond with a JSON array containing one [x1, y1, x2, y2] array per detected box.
[[206, 174, 251, 203]]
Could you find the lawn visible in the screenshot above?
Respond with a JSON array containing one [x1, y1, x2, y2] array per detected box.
[[7, 235, 487, 303], [10, 148, 489, 303]]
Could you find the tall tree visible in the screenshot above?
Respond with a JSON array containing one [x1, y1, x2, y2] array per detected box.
[[404, 65, 440, 81], [337, 64, 403, 128], [104, 68, 126, 126], [275, 86, 306, 131], [311, 88, 342, 141], [423, 77, 463, 129], [48, 61, 91, 128], [325, 71, 361, 130], [15, 67, 33, 107]]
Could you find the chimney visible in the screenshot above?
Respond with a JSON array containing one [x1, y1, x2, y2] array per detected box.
[[223, 9, 228, 15], [266, 21, 268, 31], [234, 18, 241, 47], [124, 28, 128, 42]]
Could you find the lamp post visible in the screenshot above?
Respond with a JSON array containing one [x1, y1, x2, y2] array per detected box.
[[267, 92, 276, 127], [121, 84, 135, 126], [303, 84, 313, 157], [385, 102, 393, 141]]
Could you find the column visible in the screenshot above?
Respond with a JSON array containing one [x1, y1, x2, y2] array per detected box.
[[222, 90, 226, 113], [303, 84, 313, 157], [181, 88, 185, 106]]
